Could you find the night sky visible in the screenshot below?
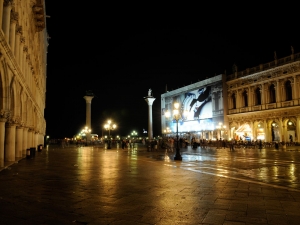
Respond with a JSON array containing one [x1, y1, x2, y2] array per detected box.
[[44, 2, 300, 139]]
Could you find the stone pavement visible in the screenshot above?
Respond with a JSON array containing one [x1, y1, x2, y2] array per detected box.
[[0, 143, 300, 225]]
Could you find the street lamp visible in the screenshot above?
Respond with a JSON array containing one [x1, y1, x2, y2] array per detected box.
[[104, 120, 117, 149], [163, 127, 171, 137], [82, 126, 91, 146], [165, 102, 187, 160]]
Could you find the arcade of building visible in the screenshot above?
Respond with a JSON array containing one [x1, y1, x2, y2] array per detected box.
[[161, 49, 300, 143], [0, 0, 47, 166]]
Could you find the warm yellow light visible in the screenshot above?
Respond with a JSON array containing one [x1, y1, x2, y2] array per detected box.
[[165, 110, 170, 118], [174, 102, 179, 109]]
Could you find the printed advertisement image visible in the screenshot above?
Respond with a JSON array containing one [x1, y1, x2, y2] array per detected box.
[[163, 86, 214, 133]]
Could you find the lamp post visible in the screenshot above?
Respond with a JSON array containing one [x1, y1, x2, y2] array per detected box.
[[165, 102, 187, 160], [104, 120, 116, 149]]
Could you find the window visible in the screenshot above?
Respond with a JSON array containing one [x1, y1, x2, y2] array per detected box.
[[269, 84, 276, 103], [285, 80, 292, 101], [255, 88, 261, 105], [231, 93, 236, 109], [243, 90, 248, 107]]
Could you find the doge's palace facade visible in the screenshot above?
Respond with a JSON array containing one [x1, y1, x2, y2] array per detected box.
[[226, 49, 300, 143], [0, 0, 47, 167]]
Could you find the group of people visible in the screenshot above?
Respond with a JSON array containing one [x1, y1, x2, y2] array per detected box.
[[121, 139, 137, 149]]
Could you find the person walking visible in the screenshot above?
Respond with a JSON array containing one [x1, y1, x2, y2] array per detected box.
[[230, 139, 235, 151]]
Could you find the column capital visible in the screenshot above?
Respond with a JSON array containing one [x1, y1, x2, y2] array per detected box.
[[3, 0, 13, 7], [10, 11, 18, 23], [16, 25, 22, 35], [0, 109, 10, 122], [83, 95, 94, 104], [144, 97, 155, 106]]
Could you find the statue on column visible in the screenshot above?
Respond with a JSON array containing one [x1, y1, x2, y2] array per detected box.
[[148, 89, 152, 96]]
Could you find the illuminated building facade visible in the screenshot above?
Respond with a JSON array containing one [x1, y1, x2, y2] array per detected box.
[[161, 74, 228, 141], [0, 0, 47, 166], [226, 49, 300, 142]]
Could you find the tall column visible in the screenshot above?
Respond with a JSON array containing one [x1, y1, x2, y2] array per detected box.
[[4, 123, 16, 162], [296, 117, 300, 143], [23, 46, 28, 78], [279, 118, 284, 142], [19, 37, 24, 71], [14, 25, 21, 62], [293, 75, 298, 99], [15, 126, 23, 158], [0, 0, 4, 29], [22, 127, 28, 157], [83, 94, 94, 129], [2, 0, 12, 42], [9, 11, 17, 52], [27, 129, 33, 148], [35, 132, 38, 148], [144, 89, 155, 140], [0, 118, 6, 167]]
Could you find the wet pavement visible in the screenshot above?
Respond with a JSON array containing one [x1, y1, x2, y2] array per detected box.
[[1, 143, 300, 224]]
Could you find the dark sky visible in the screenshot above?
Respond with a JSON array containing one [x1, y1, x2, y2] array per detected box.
[[44, 2, 300, 139]]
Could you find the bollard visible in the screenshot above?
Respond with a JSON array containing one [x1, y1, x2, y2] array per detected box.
[[30, 147, 36, 157], [38, 144, 43, 152], [26, 149, 31, 159]]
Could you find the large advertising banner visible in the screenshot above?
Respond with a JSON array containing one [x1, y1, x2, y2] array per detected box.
[[164, 86, 214, 133]]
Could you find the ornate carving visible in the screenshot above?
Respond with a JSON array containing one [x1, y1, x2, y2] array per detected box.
[[10, 11, 18, 23], [4, 0, 13, 7], [0, 110, 10, 122], [16, 25, 22, 35]]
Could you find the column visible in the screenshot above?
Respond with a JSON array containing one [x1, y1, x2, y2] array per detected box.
[[0, 0, 4, 29], [23, 46, 28, 78], [296, 117, 300, 143], [0, 118, 6, 167], [14, 25, 21, 62], [279, 118, 284, 142], [276, 80, 280, 105], [4, 123, 16, 162], [293, 75, 298, 100], [9, 11, 17, 52], [265, 121, 271, 142], [27, 129, 33, 148], [144, 91, 155, 140], [83, 95, 94, 129], [2, 0, 12, 42], [19, 37, 24, 70], [15, 126, 23, 158], [22, 127, 28, 157], [35, 131, 38, 149]]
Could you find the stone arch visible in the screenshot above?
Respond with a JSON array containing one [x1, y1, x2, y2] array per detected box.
[[8, 72, 21, 122], [229, 121, 238, 140], [0, 59, 10, 111]]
